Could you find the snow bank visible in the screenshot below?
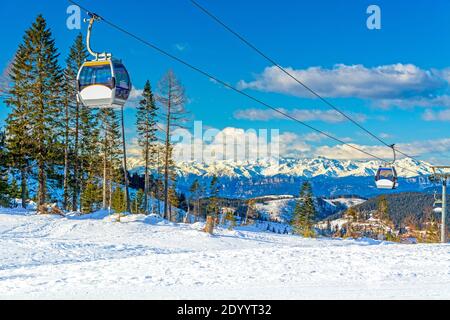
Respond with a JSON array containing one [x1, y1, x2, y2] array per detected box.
[[0, 208, 449, 300]]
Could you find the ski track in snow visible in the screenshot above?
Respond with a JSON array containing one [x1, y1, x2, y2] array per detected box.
[[0, 210, 449, 300]]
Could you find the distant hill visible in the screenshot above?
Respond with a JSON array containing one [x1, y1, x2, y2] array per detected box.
[[352, 192, 449, 226]]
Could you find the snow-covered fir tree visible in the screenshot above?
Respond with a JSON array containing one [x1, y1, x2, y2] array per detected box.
[[292, 181, 317, 237], [7, 15, 63, 210]]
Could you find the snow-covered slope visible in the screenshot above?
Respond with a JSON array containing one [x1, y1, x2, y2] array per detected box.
[[255, 196, 367, 222], [322, 198, 367, 209], [1, 209, 449, 299], [255, 196, 296, 222]]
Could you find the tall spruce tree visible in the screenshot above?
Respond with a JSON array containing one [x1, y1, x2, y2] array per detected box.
[[5, 45, 33, 208], [81, 178, 101, 214], [8, 15, 63, 210], [292, 181, 317, 237], [376, 195, 389, 222], [136, 80, 158, 214], [133, 189, 145, 214], [62, 33, 88, 211], [111, 187, 126, 214]]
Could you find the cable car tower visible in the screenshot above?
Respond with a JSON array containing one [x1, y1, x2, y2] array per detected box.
[[429, 166, 449, 243]]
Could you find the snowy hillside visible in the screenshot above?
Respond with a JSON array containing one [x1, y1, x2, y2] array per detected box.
[[1, 208, 449, 299], [254, 195, 366, 222], [322, 197, 367, 209], [254, 196, 297, 222]]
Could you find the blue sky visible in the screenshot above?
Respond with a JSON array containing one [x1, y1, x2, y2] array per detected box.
[[0, 0, 449, 164]]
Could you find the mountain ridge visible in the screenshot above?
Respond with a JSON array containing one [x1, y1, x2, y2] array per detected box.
[[129, 156, 432, 179], [128, 157, 434, 199]]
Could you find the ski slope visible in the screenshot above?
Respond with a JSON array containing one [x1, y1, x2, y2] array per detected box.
[[0, 209, 449, 300]]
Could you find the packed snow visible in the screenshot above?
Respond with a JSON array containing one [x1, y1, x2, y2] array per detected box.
[[0, 208, 449, 300], [322, 197, 367, 209]]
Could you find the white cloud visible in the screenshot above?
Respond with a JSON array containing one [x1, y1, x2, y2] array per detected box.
[[278, 132, 311, 157], [124, 87, 143, 109], [238, 64, 446, 100], [378, 95, 450, 109], [399, 139, 450, 157], [127, 121, 450, 164], [315, 144, 394, 160], [301, 132, 325, 142], [315, 138, 450, 160], [422, 109, 450, 121], [234, 108, 367, 123]]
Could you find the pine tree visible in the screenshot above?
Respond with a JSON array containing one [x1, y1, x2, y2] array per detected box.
[[62, 34, 88, 211], [136, 80, 158, 214], [0, 131, 10, 207], [244, 199, 257, 225], [7, 15, 63, 211], [157, 70, 187, 219], [376, 195, 390, 223], [9, 178, 21, 200], [151, 143, 165, 215], [108, 117, 123, 212], [79, 108, 100, 212], [81, 179, 101, 214], [111, 187, 126, 213], [5, 44, 33, 209], [168, 187, 179, 221], [292, 181, 317, 237], [345, 207, 358, 222], [189, 179, 201, 221], [63, 34, 89, 211], [207, 175, 220, 221], [99, 109, 121, 210], [133, 189, 145, 214]]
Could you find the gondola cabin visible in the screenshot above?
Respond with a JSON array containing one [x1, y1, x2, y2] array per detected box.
[[433, 197, 443, 213], [77, 59, 131, 109], [433, 203, 443, 214], [375, 166, 399, 190]]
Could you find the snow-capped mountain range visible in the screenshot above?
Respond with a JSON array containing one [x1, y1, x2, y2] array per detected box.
[[128, 157, 434, 198]]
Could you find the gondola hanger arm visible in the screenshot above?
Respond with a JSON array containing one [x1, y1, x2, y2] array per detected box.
[[389, 144, 396, 166], [85, 12, 111, 61]]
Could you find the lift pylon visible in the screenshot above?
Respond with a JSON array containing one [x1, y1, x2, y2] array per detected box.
[[430, 166, 450, 243]]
